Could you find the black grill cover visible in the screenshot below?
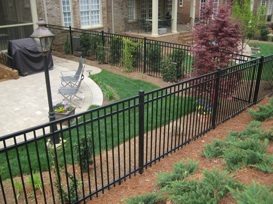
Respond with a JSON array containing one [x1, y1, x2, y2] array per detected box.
[[7, 38, 53, 76]]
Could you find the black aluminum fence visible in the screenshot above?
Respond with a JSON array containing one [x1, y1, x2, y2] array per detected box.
[[1, 55, 272, 203], [47, 25, 254, 80]]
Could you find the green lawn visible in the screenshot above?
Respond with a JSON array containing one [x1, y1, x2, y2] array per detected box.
[[249, 42, 273, 57], [0, 69, 195, 180]]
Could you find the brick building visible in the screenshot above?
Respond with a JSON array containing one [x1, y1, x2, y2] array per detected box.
[[0, 0, 272, 43]]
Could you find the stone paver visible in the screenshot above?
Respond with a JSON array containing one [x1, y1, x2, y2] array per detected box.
[[0, 56, 103, 139]]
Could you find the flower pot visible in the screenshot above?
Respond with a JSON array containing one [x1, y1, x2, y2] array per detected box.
[[55, 107, 76, 126]]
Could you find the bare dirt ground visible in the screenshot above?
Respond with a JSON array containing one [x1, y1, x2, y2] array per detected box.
[[53, 52, 273, 204]]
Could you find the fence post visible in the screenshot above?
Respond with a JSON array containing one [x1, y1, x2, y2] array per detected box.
[[69, 26, 73, 55], [138, 90, 145, 174], [212, 68, 221, 129], [143, 37, 147, 73], [101, 31, 105, 46], [253, 56, 264, 104]]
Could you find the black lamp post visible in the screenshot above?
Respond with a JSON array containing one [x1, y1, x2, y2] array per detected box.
[[31, 19, 60, 144]]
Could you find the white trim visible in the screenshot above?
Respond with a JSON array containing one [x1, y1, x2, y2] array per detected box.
[[0, 23, 33, 29], [30, 0, 38, 29], [61, 0, 73, 27], [80, 0, 102, 28]]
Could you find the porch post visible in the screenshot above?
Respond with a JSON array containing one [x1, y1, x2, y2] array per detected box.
[[171, 0, 178, 33], [190, 0, 196, 25], [151, 0, 159, 36]]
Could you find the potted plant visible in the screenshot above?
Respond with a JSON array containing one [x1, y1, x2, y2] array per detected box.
[[53, 101, 76, 125], [196, 99, 212, 122]]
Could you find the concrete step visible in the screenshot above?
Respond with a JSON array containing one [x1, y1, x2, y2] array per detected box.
[[178, 31, 194, 45]]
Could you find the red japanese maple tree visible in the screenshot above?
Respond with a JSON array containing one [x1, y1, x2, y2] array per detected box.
[[193, 0, 241, 75]]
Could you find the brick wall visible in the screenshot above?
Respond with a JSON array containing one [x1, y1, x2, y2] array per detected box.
[[36, 0, 108, 32]]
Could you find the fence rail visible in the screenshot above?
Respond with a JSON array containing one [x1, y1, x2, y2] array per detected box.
[[1, 54, 273, 203], [47, 25, 254, 80]]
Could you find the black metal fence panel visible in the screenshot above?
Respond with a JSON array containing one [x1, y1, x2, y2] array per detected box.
[[0, 24, 273, 203], [1, 54, 273, 203], [47, 25, 254, 81]]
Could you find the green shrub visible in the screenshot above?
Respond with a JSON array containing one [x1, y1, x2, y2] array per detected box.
[[97, 44, 106, 64], [64, 35, 71, 54], [79, 33, 91, 56], [75, 136, 94, 172], [259, 25, 270, 41], [90, 35, 103, 56], [230, 182, 273, 204], [147, 42, 161, 71], [165, 168, 240, 204], [168, 49, 185, 78], [161, 57, 178, 82], [229, 120, 273, 141], [249, 98, 273, 121], [125, 193, 165, 204], [156, 159, 198, 188], [122, 38, 142, 72], [109, 36, 123, 64], [202, 139, 226, 159]]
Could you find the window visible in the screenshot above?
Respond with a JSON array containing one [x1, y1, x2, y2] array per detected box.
[[261, 0, 266, 6], [62, 0, 72, 27], [199, 0, 206, 20], [213, 0, 218, 17], [179, 0, 183, 7], [80, 0, 101, 28], [140, 0, 163, 19], [128, 0, 136, 20]]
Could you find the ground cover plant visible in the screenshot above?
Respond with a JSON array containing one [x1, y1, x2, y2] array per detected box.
[[124, 98, 273, 204]]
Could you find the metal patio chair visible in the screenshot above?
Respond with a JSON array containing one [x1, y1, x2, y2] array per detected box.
[[58, 74, 84, 107], [60, 56, 84, 87]]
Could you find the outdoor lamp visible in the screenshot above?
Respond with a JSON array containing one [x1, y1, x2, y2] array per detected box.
[[30, 19, 54, 53], [31, 19, 60, 145]]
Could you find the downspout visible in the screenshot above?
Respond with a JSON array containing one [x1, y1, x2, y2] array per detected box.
[[112, 0, 115, 33], [42, 0, 48, 23]]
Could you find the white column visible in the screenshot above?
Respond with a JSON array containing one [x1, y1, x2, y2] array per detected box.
[[190, 0, 196, 25], [151, 0, 158, 36], [30, 0, 38, 29], [171, 0, 178, 33]]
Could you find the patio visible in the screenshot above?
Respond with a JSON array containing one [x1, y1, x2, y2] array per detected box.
[[0, 56, 103, 142]]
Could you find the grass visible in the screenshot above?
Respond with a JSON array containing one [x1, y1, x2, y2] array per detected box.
[[89, 69, 159, 101], [249, 42, 273, 57], [0, 69, 194, 180]]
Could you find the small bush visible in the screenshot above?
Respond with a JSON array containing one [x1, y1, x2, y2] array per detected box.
[[230, 182, 273, 204], [156, 159, 198, 188], [259, 25, 270, 41], [79, 33, 91, 56], [165, 168, 240, 204], [109, 36, 123, 65], [64, 35, 71, 55], [161, 57, 178, 82], [249, 98, 273, 121], [168, 48, 185, 78], [75, 137, 94, 172], [125, 193, 165, 204], [202, 139, 226, 159], [147, 42, 161, 71]]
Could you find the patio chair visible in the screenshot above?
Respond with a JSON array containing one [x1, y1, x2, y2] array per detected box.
[[58, 75, 84, 107], [60, 56, 84, 87]]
